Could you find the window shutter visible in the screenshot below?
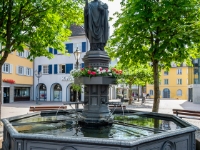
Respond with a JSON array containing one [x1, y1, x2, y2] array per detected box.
[[81, 63, 84, 68], [49, 48, 53, 53], [82, 42, 86, 52], [24, 67, 26, 75], [66, 43, 73, 53], [16, 66, 19, 74], [48, 65, 52, 74], [38, 65, 42, 73], [9, 64, 13, 73], [54, 49, 57, 54], [54, 64, 58, 74], [66, 64, 73, 74], [24, 50, 27, 58], [31, 69, 33, 76]]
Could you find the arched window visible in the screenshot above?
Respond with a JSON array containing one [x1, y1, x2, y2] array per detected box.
[[163, 88, 170, 98], [177, 89, 182, 96], [149, 90, 154, 95], [39, 84, 47, 101], [53, 84, 62, 101]]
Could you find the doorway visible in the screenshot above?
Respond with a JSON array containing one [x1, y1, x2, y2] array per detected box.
[[4, 87, 10, 103], [70, 87, 81, 102], [163, 88, 170, 98]]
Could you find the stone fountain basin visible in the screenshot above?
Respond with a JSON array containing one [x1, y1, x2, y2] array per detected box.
[[1, 110, 198, 150]]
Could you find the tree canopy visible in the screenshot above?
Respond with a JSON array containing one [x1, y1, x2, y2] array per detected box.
[[0, 0, 84, 61], [107, 0, 200, 112], [0, 0, 84, 117], [116, 63, 153, 103]]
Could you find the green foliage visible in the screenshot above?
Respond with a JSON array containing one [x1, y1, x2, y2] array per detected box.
[[71, 83, 82, 92], [0, 0, 84, 60], [107, 0, 200, 67], [116, 63, 153, 86], [107, 0, 200, 112]]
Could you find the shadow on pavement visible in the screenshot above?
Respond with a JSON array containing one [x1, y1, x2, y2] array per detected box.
[[179, 101, 200, 111]]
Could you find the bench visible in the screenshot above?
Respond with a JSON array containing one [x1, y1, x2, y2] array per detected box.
[[172, 109, 200, 120], [109, 105, 126, 109], [108, 102, 126, 110], [29, 106, 67, 112]]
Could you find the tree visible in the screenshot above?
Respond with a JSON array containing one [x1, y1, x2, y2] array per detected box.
[[116, 63, 153, 104], [107, 0, 200, 112], [0, 0, 84, 116]]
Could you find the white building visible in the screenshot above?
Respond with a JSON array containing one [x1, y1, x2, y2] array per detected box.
[[34, 26, 88, 102]]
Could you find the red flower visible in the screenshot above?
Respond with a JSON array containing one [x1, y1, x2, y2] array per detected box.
[[91, 71, 96, 75], [81, 68, 84, 71], [88, 70, 91, 74]]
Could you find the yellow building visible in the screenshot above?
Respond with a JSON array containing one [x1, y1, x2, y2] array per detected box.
[[146, 65, 194, 100], [2, 50, 33, 103]]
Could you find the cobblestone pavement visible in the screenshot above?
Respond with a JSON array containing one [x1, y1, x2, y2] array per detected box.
[[0, 99, 200, 149]]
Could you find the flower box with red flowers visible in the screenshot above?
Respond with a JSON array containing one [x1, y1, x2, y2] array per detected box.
[[71, 67, 122, 78], [3, 79, 15, 84], [71, 67, 122, 85], [74, 76, 116, 85]]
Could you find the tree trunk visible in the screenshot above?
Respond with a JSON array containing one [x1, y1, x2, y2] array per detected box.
[[152, 60, 160, 112], [137, 85, 139, 101], [0, 65, 2, 120], [128, 84, 133, 105], [0, 52, 10, 119]]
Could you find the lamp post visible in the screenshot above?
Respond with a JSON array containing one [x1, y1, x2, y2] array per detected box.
[[73, 47, 81, 109], [35, 70, 42, 104]]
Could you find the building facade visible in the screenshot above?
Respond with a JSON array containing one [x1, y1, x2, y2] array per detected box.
[[33, 26, 88, 102], [146, 64, 190, 100], [2, 50, 34, 103]]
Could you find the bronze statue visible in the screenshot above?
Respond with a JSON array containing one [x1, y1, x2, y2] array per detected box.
[[84, 0, 109, 51]]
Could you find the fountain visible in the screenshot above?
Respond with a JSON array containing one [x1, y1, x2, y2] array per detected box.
[[1, 0, 199, 150]]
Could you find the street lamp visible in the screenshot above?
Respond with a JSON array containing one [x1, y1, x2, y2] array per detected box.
[[73, 47, 81, 109], [35, 70, 42, 104]]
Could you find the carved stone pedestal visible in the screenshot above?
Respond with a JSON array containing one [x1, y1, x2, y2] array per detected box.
[[75, 77, 116, 125]]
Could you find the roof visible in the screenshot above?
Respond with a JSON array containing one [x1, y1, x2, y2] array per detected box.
[[70, 25, 85, 36]]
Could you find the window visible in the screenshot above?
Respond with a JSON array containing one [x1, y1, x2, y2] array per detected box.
[[194, 78, 198, 84], [14, 87, 30, 97], [177, 89, 182, 96], [73, 43, 82, 52], [194, 68, 198, 74], [18, 66, 24, 75], [25, 51, 30, 58], [164, 71, 168, 75], [2, 63, 10, 73], [164, 79, 169, 85], [43, 65, 49, 74], [177, 79, 182, 85], [150, 90, 154, 95], [193, 59, 198, 64], [177, 68, 182, 75], [18, 52, 24, 57], [59, 64, 65, 73], [26, 68, 31, 76]]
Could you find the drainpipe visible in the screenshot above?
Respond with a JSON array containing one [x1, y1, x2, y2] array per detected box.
[[33, 59, 35, 101]]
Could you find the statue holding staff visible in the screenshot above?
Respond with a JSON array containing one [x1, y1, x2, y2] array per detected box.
[[84, 0, 109, 51]]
